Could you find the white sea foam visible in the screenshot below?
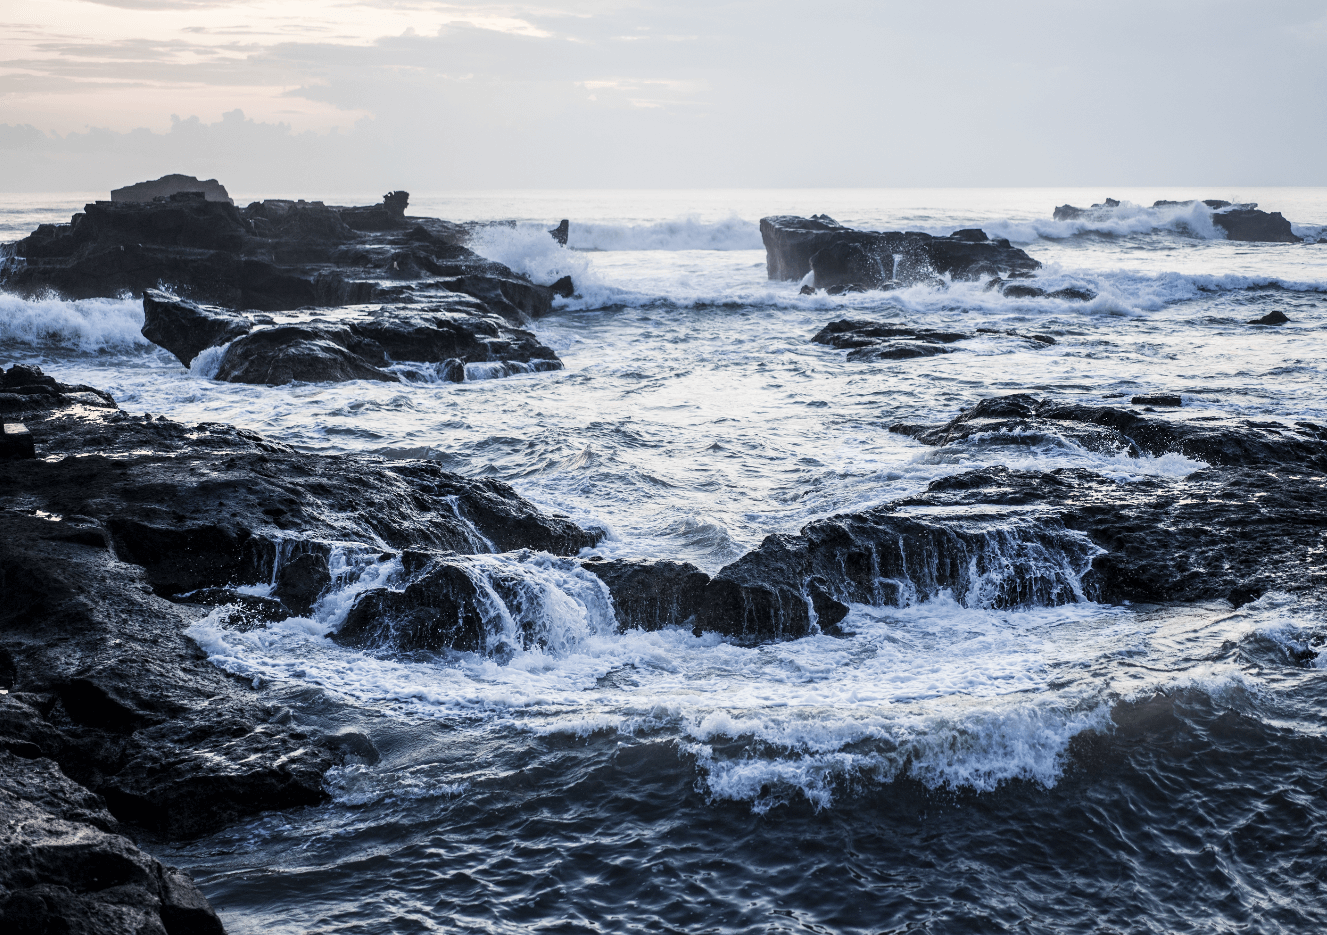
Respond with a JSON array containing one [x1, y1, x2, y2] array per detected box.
[[0, 293, 147, 351], [567, 216, 763, 252]]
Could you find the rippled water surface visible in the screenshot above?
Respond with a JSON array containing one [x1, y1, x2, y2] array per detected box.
[[4, 188, 1327, 933]]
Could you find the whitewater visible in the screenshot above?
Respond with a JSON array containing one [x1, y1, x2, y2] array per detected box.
[[4, 187, 1327, 934]]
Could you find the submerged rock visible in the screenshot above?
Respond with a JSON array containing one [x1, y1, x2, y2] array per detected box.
[[1249, 310, 1290, 325], [760, 215, 1041, 290], [811, 319, 1055, 363], [143, 290, 563, 385]]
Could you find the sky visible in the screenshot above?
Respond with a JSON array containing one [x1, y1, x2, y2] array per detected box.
[[2, 0, 1326, 192]]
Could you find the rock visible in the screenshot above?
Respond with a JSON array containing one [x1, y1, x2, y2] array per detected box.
[[549, 275, 574, 298], [142, 291, 563, 385], [0, 363, 118, 415], [799, 284, 815, 295], [112, 173, 232, 205], [1212, 207, 1301, 244], [337, 191, 410, 232], [0, 750, 225, 935], [2, 190, 558, 321], [1, 422, 34, 460], [549, 220, 569, 246], [1052, 197, 1302, 243], [142, 289, 252, 367], [760, 216, 1041, 290], [0, 366, 602, 860], [693, 393, 1327, 642], [336, 553, 488, 653], [580, 557, 711, 632], [1053, 198, 1119, 221], [812, 319, 1055, 363], [1131, 395, 1182, 407], [1249, 310, 1289, 325]]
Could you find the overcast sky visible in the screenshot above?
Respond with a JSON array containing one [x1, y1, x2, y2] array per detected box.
[[2, 0, 1325, 192]]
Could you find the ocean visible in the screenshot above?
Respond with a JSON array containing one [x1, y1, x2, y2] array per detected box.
[[4, 187, 1327, 933]]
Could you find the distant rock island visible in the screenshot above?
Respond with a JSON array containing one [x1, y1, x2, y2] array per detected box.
[[111, 173, 233, 205], [1052, 197, 1303, 243]]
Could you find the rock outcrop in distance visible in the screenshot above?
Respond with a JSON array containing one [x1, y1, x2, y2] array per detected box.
[[112, 173, 233, 205], [760, 215, 1042, 292], [811, 318, 1056, 362], [0, 363, 606, 933], [143, 290, 563, 385], [0, 189, 562, 321], [1053, 197, 1303, 243]]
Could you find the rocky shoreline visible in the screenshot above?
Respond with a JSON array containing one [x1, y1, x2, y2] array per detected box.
[[3, 183, 1325, 932]]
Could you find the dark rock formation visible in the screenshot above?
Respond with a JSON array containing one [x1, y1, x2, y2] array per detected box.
[[986, 278, 1097, 301], [112, 173, 232, 205], [1, 191, 559, 321], [811, 319, 1055, 363], [1211, 206, 1300, 243], [0, 363, 600, 789], [581, 557, 710, 632], [761, 215, 1040, 290], [548, 220, 569, 246], [1249, 310, 1290, 325], [0, 749, 224, 935], [1, 363, 117, 415], [1131, 395, 1182, 407], [687, 394, 1327, 641], [142, 290, 563, 385], [1052, 197, 1301, 243]]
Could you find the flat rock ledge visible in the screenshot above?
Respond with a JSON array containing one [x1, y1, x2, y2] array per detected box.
[[143, 290, 563, 386]]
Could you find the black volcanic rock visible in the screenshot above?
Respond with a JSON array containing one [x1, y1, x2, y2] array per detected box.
[[690, 394, 1327, 642], [760, 215, 1040, 290], [1249, 310, 1290, 325], [1052, 197, 1302, 243], [2, 190, 560, 320], [0, 361, 603, 902], [0, 748, 225, 935], [811, 319, 1056, 363], [112, 173, 232, 205], [1, 363, 117, 415], [580, 557, 711, 632], [142, 290, 563, 385]]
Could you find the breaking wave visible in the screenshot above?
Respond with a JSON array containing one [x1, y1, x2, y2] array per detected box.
[[0, 293, 148, 352]]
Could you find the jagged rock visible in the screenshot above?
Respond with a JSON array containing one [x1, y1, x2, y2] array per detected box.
[[1052, 197, 1302, 243], [112, 173, 232, 205], [2, 191, 558, 320], [550, 275, 574, 298], [549, 220, 569, 246], [0, 363, 117, 416], [336, 553, 488, 653], [760, 215, 1040, 290], [580, 557, 711, 632], [1249, 310, 1289, 325], [0, 749, 224, 935], [694, 394, 1327, 642], [142, 291, 563, 385], [0, 365, 602, 863]]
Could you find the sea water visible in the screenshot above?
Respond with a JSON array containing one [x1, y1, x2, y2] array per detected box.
[[3, 188, 1327, 933]]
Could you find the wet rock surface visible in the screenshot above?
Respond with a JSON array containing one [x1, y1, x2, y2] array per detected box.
[[760, 215, 1041, 290], [812, 319, 1055, 362], [1054, 197, 1302, 243], [0, 365, 606, 931], [1, 191, 559, 320], [700, 394, 1327, 641], [143, 290, 563, 385], [0, 749, 224, 935]]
